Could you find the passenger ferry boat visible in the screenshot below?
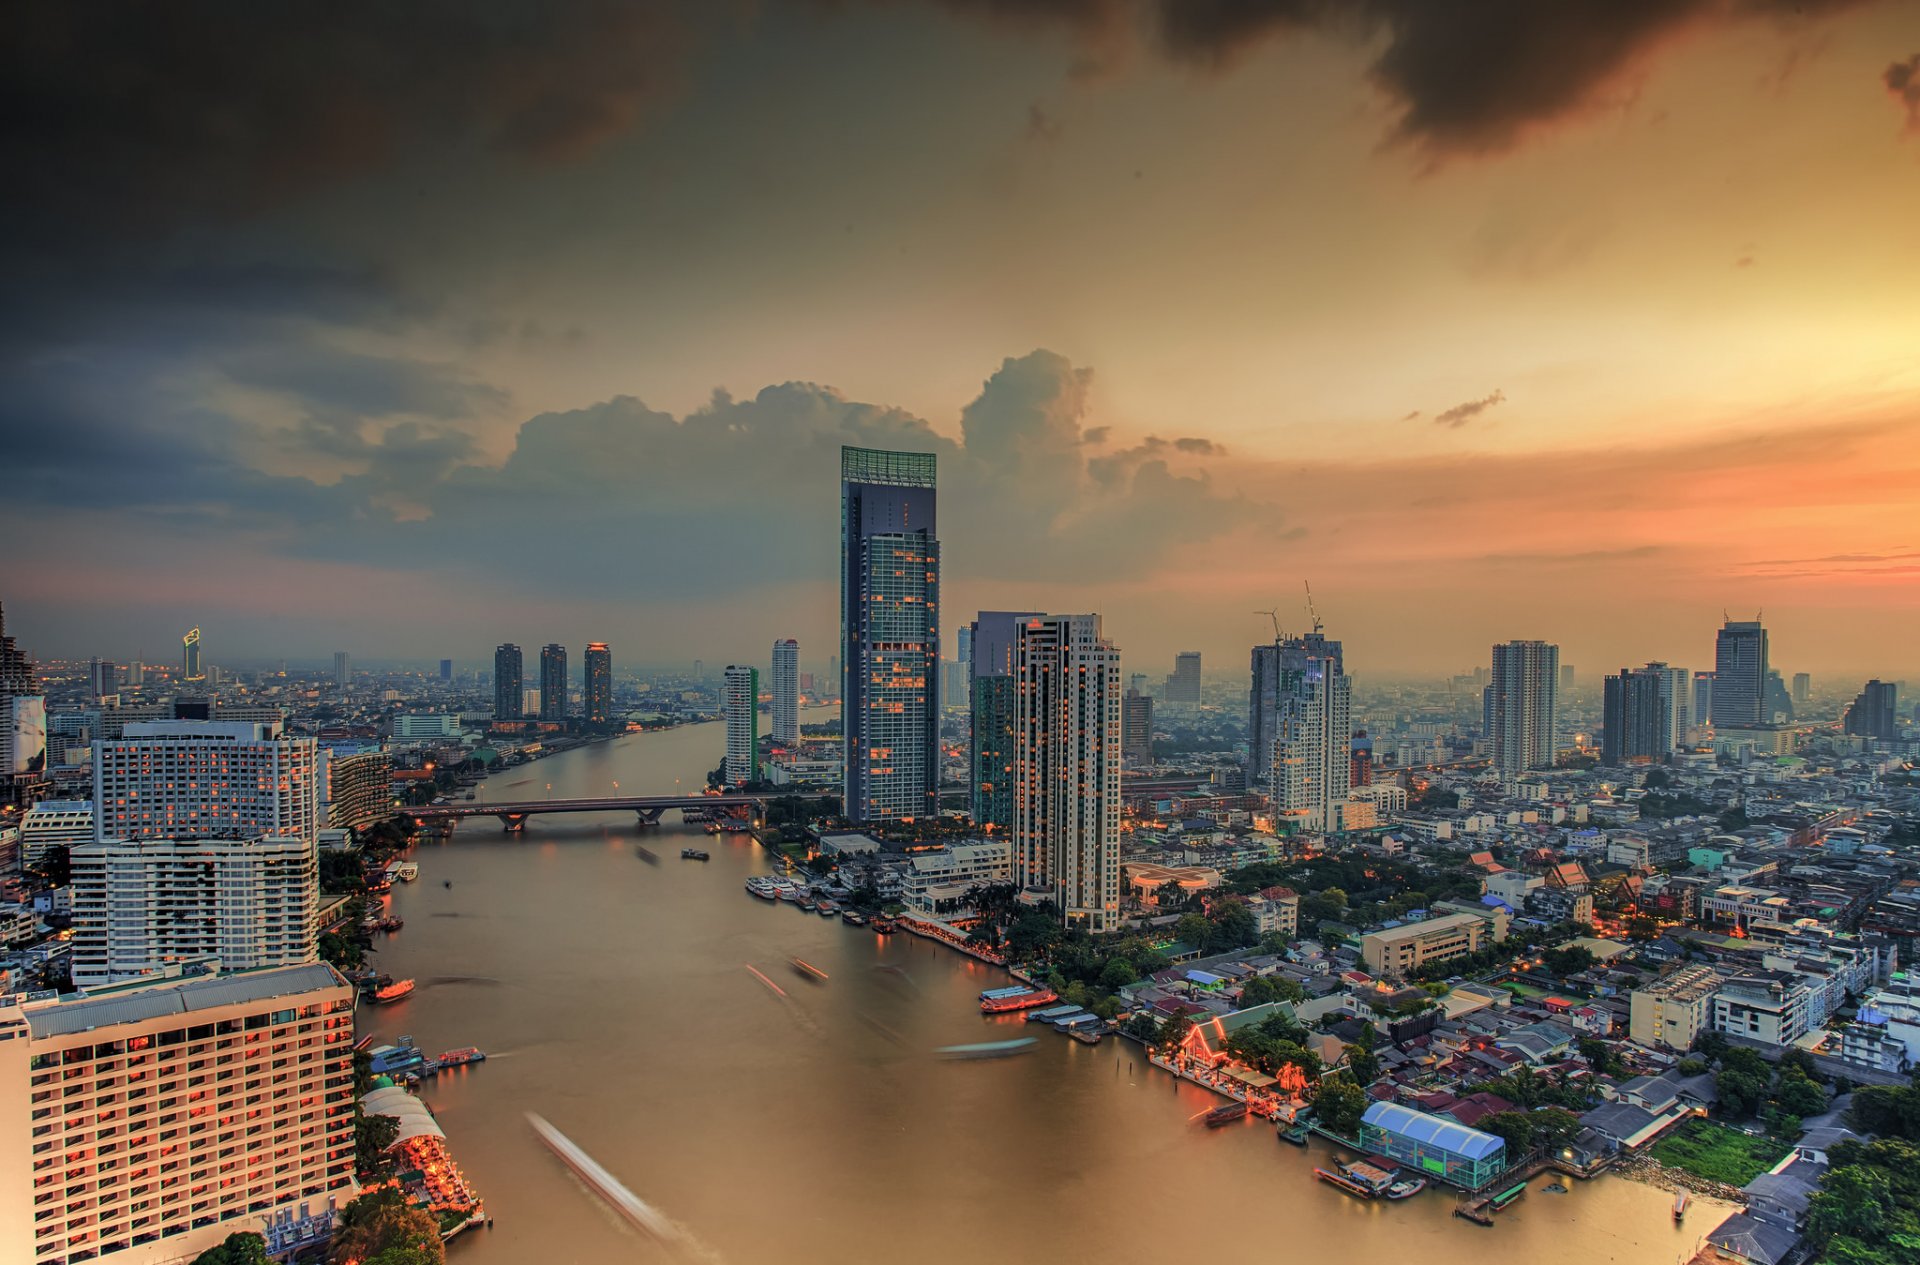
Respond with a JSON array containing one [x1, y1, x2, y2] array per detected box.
[[1315, 1159, 1394, 1198], [980, 988, 1060, 1014], [870, 915, 898, 934], [936, 1037, 1038, 1060], [437, 1047, 487, 1069], [681, 848, 711, 861], [1204, 1102, 1249, 1128], [368, 979, 416, 1005]]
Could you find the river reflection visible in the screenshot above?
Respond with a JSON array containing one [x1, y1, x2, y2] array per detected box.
[[361, 713, 1715, 1264]]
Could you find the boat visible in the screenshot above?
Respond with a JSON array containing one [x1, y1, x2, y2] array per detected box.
[[980, 985, 1037, 1000], [443, 880, 452, 889], [437, 1047, 487, 1069], [1386, 1177, 1427, 1200], [870, 916, 898, 934], [1280, 1121, 1312, 1146], [981, 989, 1060, 1014], [797, 898, 817, 912], [778, 887, 803, 903], [394, 862, 420, 882], [634, 846, 659, 864], [680, 848, 710, 861], [817, 902, 839, 917], [527, 1114, 679, 1244], [841, 911, 866, 926], [936, 1037, 1039, 1060], [368, 979, 416, 1005], [1318, 1159, 1394, 1198], [790, 958, 829, 982], [1070, 1028, 1103, 1045], [1025, 1004, 1083, 1024], [1316, 1167, 1377, 1199], [1673, 1191, 1690, 1221], [1489, 1181, 1528, 1212], [1204, 1102, 1249, 1128]]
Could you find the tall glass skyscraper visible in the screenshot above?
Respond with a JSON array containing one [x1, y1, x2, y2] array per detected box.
[[841, 446, 940, 822], [539, 644, 568, 720], [1711, 619, 1768, 728], [494, 643, 523, 720], [968, 611, 1042, 833], [584, 642, 612, 724], [771, 638, 799, 745]]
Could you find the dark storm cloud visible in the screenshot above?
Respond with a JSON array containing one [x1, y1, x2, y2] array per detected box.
[[1434, 389, 1506, 428], [1888, 54, 1920, 131], [3, 1, 689, 250]]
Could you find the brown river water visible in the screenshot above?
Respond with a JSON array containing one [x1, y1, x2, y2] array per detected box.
[[359, 709, 1713, 1264]]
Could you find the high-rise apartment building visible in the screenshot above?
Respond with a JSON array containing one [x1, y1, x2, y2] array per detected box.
[[0, 963, 356, 1264], [331, 651, 350, 690], [968, 612, 1042, 834], [1488, 640, 1559, 777], [94, 722, 317, 845], [1012, 614, 1121, 932], [1711, 618, 1768, 728], [539, 644, 567, 721], [181, 627, 203, 683], [1602, 665, 1669, 765], [1249, 630, 1351, 832], [771, 638, 799, 745], [0, 601, 46, 807], [1559, 664, 1576, 697], [723, 665, 759, 785], [1792, 672, 1812, 705], [1765, 670, 1794, 725], [19, 799, 93, 866], [320, 749, 392, 831], [1656, 664, 1691, 752], [1121, 689, 1154, 765], [1164, 651, 1202, 704], [493, 644, 523, 720], [841, 446, 941, 823], [439, 658, 454, 681], [1844, 680, 1899, 741], [584, 643, 612, 725], [1692, 673, 1715, 733], [89, 658, 119, 699]]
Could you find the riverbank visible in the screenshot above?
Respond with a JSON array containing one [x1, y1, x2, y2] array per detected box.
[[1612, 1151, 1750, 1204]]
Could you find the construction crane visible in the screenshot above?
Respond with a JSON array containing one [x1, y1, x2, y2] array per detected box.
[[1303, 581, 1324, 635], [1254, 609, 1284, 640]]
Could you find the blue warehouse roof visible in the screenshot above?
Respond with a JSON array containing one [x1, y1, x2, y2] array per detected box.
[[1361, 1100, 1505, 1161]]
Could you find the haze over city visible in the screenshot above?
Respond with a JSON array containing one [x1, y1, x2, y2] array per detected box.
[[6, 2, 1919, 676]]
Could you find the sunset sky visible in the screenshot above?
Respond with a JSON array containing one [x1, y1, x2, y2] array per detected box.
[[5, 1, 1918, 679]]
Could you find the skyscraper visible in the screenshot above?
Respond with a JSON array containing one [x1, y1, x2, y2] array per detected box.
[[181, 626, 203, 681], [1489, 640, 1560, 777], [1765, 670, 1794, 725], [1692, 672, 1715, 732], [969, 611, 1042, 833], [585, 642, 612, 724], [1559, 664, 1576, 697], [1249, 629, 1351, 831], [841, 445, 941, 822], [87, 656, 118, 698], [1711, 618, 1768, 728], [540, 643, 567, 720], [333, 650, 351, 689], [1602, 665, 1670, 765], [0, 600, 46, 806], [1792, 672, 1812, 705], [723, 664, 759, 784], [1012, 614, 1121, 932], [1844, 680, 1899, 740], [1165, 651, 1202, 704], [494, 643, 524, 719], [439, 657, 454, 681], [771, 638, 799, 745], [1121, 689, 1154, 764]]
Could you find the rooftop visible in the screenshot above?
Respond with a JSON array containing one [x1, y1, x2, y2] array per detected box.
[[17, 963, 344, 1039]]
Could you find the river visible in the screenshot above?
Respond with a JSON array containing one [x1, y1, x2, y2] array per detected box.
[[360, 709, 1714, 1264]]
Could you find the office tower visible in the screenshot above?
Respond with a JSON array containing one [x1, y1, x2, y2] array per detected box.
[[539, 643, 568, 720], [1792, 672, 1812, 705], [494, 643, 523, 719], [1165, 651, 1202, 704], [439, 657, 454, 681], [1489, 640, 1560, 777], [1249, 629, 1351, 831], [771, 638, 799, 744], [694, 658, 704, 683], [841, 445, 941, 823], [1765, 670, 1794, 725], [1128, 672, 1151, 697], [320, 748, 392, 830], [1, 601, 47, 807], [1711, 618, 1768, 728], [181, 626, 203, 681], [89, 657, 119, 698], [81, 722, 319, 986], [968, 611, 1043, 833], [1350, 730, 1373, 787], [1692, 673, 1715, 733], [0, 963, 356, 1264], [1121, 689, 1154, 764], [126, 660, 144, 687], [1844, 680, 1899, 740], [584, 642, 613, 724], [1559, 664, 1575, 697], [1602, 665, 1669, 764], [956, 626, 973, 679], [332, 650, 350, 689], [723, 665, 759, 784], [1012, 614, 1121, 932]]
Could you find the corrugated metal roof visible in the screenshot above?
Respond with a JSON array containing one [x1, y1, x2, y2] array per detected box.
[[26, 963, 343, 1039], [363, 1085, 446, 1145], [1361, 1100, 1505, 1161]]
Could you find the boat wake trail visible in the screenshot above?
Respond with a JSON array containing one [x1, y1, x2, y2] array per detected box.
[[528, 1113, 726, 1262], [424, 975, 501, 988]]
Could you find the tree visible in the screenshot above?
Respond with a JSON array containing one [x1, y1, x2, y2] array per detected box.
[[1717, 1070, 1769, 1120], [192, 1233, 271, 1265], [1207, 898, 1259, 952], [1807, 1164, 1892, 1244], [33, 845, 72, 888], [1154, 1011, 1194, 1053], [329, 1189, 444, 1265], [1173, 913, 1212, 948], [1099, 958, 1139, 990], [1544, 945, 1595, 978], [1775, 1071, 1826, 1120], [1315, 1078, 1368, 1136], [1238, 975, 1301, 1008], [356, 1111, 400, 1182]]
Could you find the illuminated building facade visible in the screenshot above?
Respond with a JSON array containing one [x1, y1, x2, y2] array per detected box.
[[92, 723, 317, 846], [584, 643, 612, 725], [539, 643, 567, 721], [1711, 619, 1768, 728], [723, 665, 759, 785], [493, 644, 523, 720], [0, 964, 356, 1265], [771, 638, 798, 745], [968, 611, 1042, 834], [1249, 630, 1351, 832], [180, 627, 203, 683], [840, 446, 940, 823], [1012, 614, 1121, 932]]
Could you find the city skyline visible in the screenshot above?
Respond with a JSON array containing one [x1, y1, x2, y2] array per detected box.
[[4, 5, 1918, 676]]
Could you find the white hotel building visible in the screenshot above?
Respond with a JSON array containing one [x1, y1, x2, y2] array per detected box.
[[0, 964, 356, 1265]]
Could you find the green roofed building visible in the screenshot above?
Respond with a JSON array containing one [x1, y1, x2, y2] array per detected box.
[[1358, 1100, 1507, 1189]]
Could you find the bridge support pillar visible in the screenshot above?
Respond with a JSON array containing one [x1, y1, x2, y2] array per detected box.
[[634, 809, 663, 827], [498, 814, 528, 833]]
